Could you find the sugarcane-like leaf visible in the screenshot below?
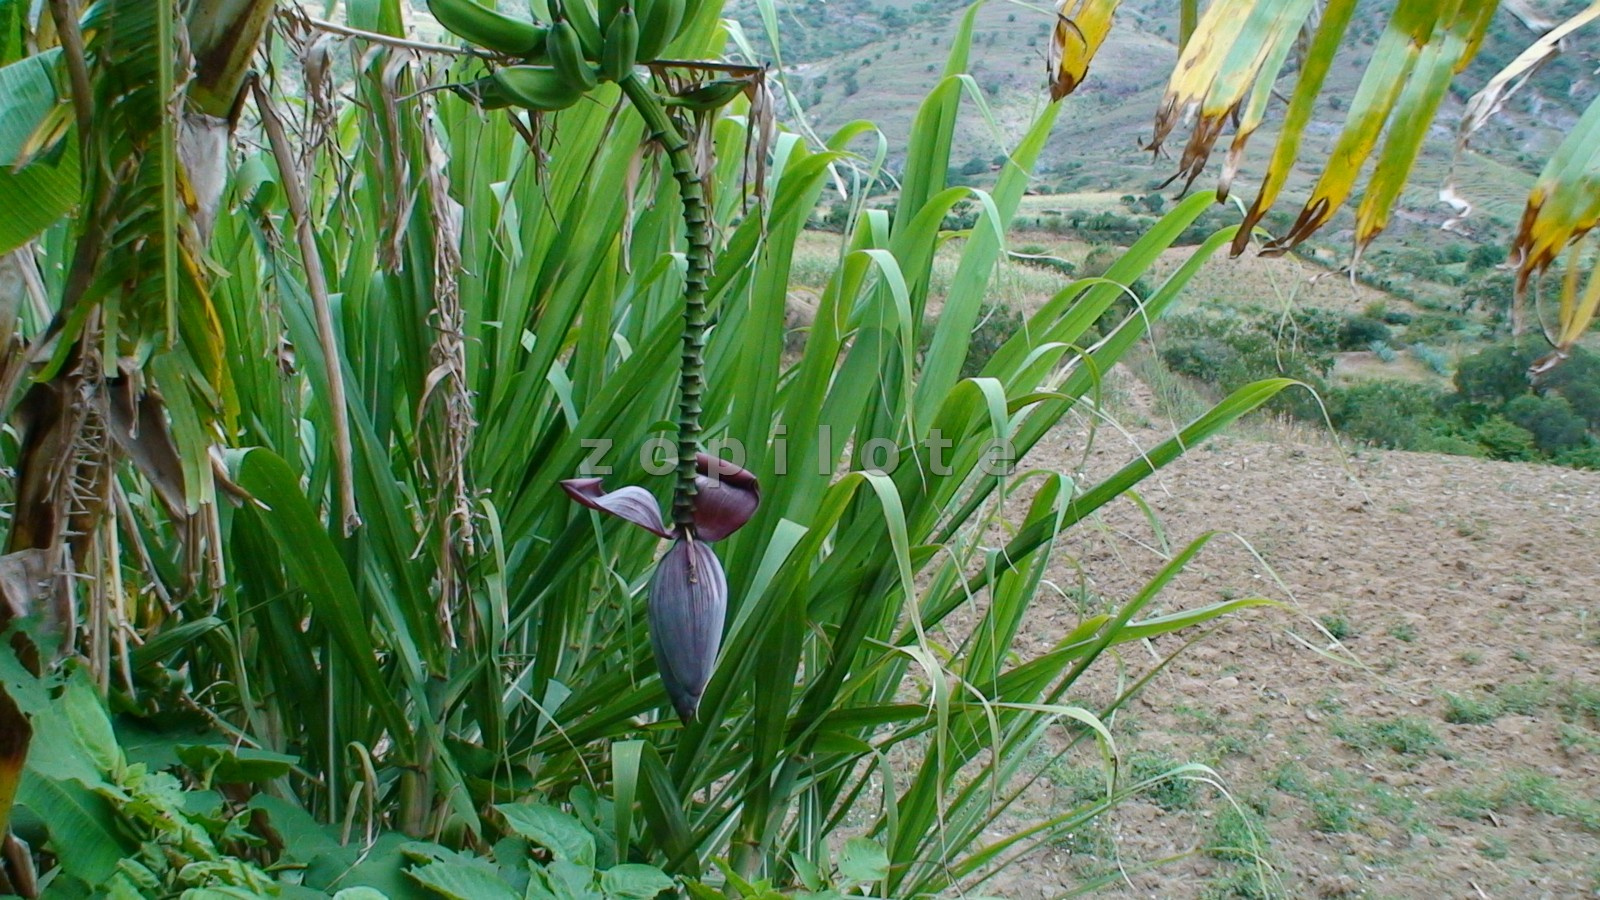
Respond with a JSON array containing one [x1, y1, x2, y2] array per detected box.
[[1049, 0, 1120, 100], [1513, 92, 1600, 286], [1353, 1, 1497, 253]]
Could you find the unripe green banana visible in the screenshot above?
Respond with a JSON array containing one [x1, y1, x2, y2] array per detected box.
[[600, 6, 639, 83], [450, 75, 516, 109], [493, 65, 586, 111], [549, 20, 598, 90], [664, 77, 748, 112], [635, 0, 683, 61], [427, 0, 548, 57], [599, 0, 627, 31], [559, 0, 604, 59]]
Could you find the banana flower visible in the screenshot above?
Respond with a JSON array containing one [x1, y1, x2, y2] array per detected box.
[[560, 453, 759, 722]]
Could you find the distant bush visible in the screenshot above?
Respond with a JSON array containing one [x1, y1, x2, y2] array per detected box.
[[1504, 394, 1589, 456], [1328, 381, 1445, 450], [1369, 340, 1398, 362], [1541, 347, 1600, 428], [1339, 315, 1391, 350], [1282, 307, 1345, 355], [1403, 311, 1471, 343], [1468, 415, 1539, 462], [1410, 344, 1453, 376], [1156, 312, 1330, 418], [1455, 340, 1540, 403], [1555, 444, 1600, 470]]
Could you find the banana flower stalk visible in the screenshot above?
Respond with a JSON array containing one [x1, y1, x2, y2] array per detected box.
[[561, 454, 758, 722]]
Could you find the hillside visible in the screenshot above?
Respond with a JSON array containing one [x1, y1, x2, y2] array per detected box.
[[988, 376, 1600, 896], [731, 0, 1599, 251]]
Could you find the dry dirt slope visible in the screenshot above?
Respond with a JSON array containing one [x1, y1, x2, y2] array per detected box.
[[996, 383, 1600, 898]]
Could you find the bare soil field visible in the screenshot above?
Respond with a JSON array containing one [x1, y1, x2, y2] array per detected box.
[[994, 377, 1600, 898]]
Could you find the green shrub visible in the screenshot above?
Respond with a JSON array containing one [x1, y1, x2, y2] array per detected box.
[[1455, 340, 1541, 403], [1283, 307, 1345, 354], [1542, 346, 1600, 427], [1469, 415, 1539, 461], [1157, 312, 1330, 419], [1410, 343, 1453, 376], [1504, 393, 1589, 455], [1338, 314, 1391, 349], [1327, 381, 1445, 450], [1404, 311, 1470, 343], [1555, 443, 1600, 470]]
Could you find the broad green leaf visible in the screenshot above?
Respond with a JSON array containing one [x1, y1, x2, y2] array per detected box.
[[0, 49, 61, 165], [15, 775, 132, 885], [408, 860, 521, 900], [599, 863, 675, 899], [176, 744, 298, 785], [0, 134, 76, 255], [496, 802, 597, 868], [837, 837, 889, 885]]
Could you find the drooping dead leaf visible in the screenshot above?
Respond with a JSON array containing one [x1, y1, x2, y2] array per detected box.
[[1048, 0, 1120, 100]]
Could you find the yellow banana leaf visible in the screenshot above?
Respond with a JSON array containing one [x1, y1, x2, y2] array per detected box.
[[1230, 0, 1360, 255], [1049, 0, 1120, 100], [1161, 0, 1314, 190], [1515, 93, 1600, 363], [1351, 0, 1497, 255], [1265, 0, 1450, 251]]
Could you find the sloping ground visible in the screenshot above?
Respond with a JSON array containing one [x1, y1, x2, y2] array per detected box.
[[993, 379, 1600, 897]]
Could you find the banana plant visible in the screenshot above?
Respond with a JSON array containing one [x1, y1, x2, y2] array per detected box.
[[428, 0, 774, 727], [0, 1, 276, 892]]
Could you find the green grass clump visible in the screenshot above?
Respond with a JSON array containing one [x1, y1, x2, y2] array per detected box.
[[1388, 623, 1417, 642], [1560, 681, 1600, 723], [1209, 797, 1272, 863], [1500, 771, 1600, 830], [1495, 678, 1552, 716], [1129, 752, 1201, 810], [1270, 763, 1358, 834], [1443, 691, 1502, 725], [1441, 785, 1496, 821], [1319, 614, 1355, 641], [1335, 716, 1443, 756]]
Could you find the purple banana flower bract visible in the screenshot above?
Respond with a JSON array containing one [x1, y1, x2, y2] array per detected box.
[[691, 453, 760, 541], [558, 479, 672, 538], [559, 453, 759, 722], [559, 454, 759, 543], [649, 538, 727, 722]]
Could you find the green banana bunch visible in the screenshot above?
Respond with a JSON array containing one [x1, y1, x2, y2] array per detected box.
[[449, 76, 516, 109], [664, 77, 748, 112], [557, 0, 604, 59], [427, 0, 548, 57], [599, 5, 639, 83], [492, 65, 587, 110], [548, 19, 598, 90], [635, 0, 685, 61]]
